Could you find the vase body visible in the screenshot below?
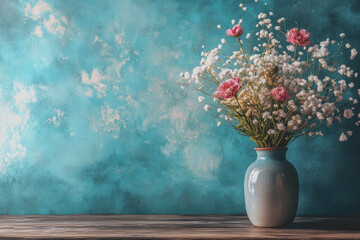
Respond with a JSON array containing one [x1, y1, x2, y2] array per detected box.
[[244, 148, 299, 228]]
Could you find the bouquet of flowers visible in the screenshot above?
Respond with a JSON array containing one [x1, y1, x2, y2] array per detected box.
[[178, 4, 359, 148]]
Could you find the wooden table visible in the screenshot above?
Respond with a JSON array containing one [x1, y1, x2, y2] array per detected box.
[[0, 215, 358, 239]]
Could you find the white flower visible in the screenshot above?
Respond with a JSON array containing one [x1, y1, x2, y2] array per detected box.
[[184, 72, 190, 80], [346, 43, 351, 48], [340, 33, 345, 38], [264, 19, 271, 24], [316, 131, 323, 136], [239, 3, 244, 8], [198, 96, 205, 102], [217, 108, 222, 112], [350, 48, 358, 60], [316, 112, 324, 120], [312, 46, 329, 58], [277, 17, 285, 24], [277, 123, 286, 131], [349, 82, 354, 88], [258, 13, 267, 19], [221, 38, 226, 44], [287, 45, 295, 52], [242, 7, 247, 11], [259, 30, 268, 38], [347, 70, 354, 78], [320, 40, 330, 48], [204, 104, 211, 111], [278, 110, 287, 118], [217, 121, 221, 126], [343, 109, 354, 119], [218, 44, 222, 49], [326, 117, 333, 127], [252, 119, 258, 124], [347, 131, 353, 136], [246, 33, 251, 39], [179, 72, 184, 77], [339, 132, 348, 142], [275, 26, 280, 31], [217, 25, 222, 29], [224, 115, 233, 121], [339, 80, 346, 90], [262, 111, 272, 120], [231, 19, 235, 24], [309, 132, 314, 137], [267, 129, 275, 135], [269, 12, 273, 16]]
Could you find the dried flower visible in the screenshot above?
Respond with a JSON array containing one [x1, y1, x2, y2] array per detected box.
[[343, 109, 354, 119], [226, 24, 243, 37], [339, 133, 348, 141], [277, 123, 286, 131], [179, 2, 359, 148], [271, 86, 290, 102], [204, 105, 211, 111], [351, 48, 358, 60], [216, 77, 242, 99], [286, 28, 311, 47], [267, 129, 275, 135]]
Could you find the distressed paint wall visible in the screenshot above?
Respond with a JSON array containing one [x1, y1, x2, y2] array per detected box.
[[0, 0, 359, 215]]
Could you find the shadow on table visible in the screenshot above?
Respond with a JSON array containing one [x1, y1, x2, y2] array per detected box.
[[292, 217, 360, 231]]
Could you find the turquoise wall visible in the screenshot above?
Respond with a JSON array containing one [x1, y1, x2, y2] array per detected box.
[[0, 0, 359, 215]]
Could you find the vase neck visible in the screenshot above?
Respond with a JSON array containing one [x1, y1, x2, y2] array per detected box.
[[255, 148, 287, 161]]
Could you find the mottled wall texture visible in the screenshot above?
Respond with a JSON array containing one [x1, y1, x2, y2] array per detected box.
[[0, 0, 359, 215]]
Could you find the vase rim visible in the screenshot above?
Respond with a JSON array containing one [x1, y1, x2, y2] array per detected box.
[[254, 147, 288, 151]]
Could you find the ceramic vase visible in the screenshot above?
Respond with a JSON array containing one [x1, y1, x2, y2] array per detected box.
[[244, 148, 299, 227]]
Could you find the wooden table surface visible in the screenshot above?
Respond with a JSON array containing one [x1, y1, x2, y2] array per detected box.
[[0, 215, 358, 239]]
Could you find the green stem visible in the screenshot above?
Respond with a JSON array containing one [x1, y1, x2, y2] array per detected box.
[[293, 44, 298, 61]]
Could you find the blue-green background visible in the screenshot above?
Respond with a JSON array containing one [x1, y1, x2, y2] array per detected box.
[[0, 0, 359, 215]]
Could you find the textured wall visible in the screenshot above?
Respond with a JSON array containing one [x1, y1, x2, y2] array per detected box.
[[0, 0, 359, 215]]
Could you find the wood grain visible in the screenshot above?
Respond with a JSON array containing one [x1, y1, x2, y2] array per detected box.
[[0, 215, 358, 239]]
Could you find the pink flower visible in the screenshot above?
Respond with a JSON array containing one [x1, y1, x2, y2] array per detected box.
[[216, 77, 242, 99], [271, 86, 290, 102], [226, 24, 243, 37], [286, 28, 311, 47]]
